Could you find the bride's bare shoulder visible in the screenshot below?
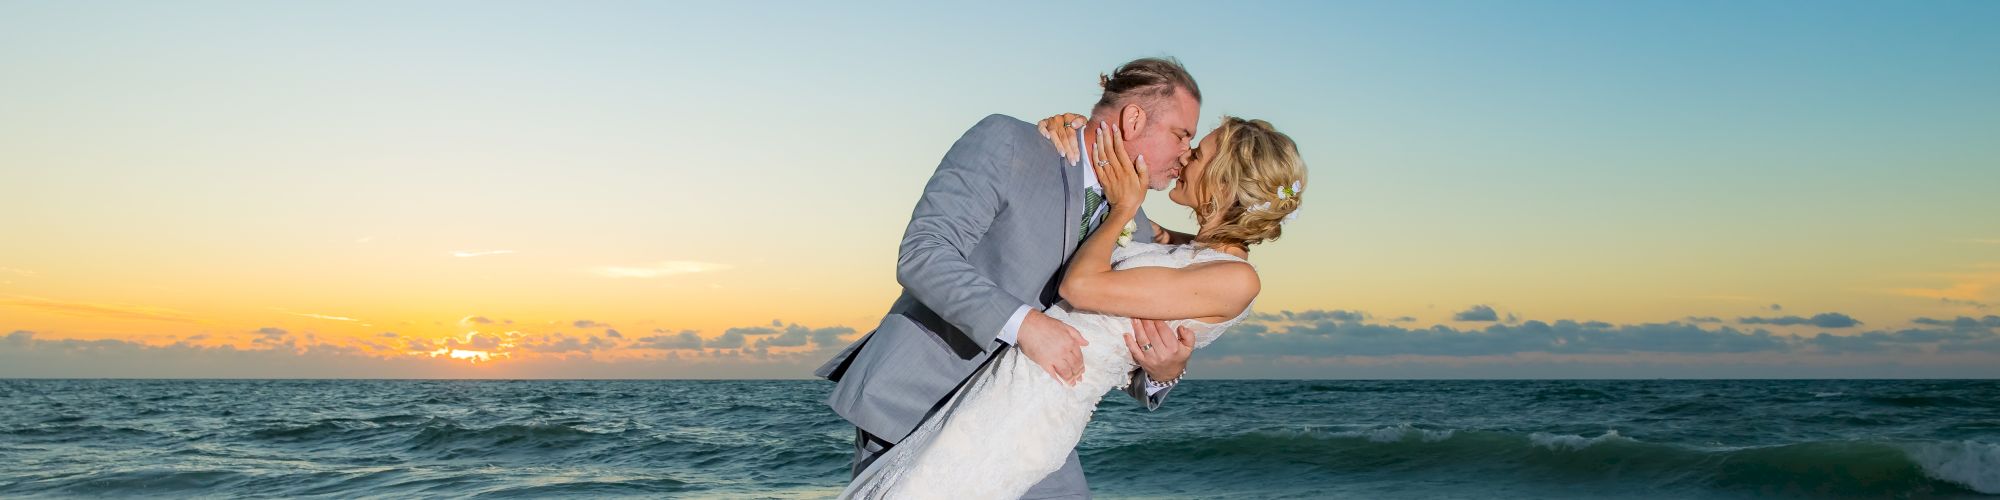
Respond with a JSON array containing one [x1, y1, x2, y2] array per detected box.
[[1184, 258, 1260, 308]]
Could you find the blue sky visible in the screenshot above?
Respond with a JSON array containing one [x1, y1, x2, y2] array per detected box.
[[1, 1, 1997, 378]]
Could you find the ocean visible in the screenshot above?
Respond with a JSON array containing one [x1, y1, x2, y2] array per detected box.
[[1, 379, 1995, 498]]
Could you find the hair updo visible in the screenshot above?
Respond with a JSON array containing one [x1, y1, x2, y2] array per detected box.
[[1190, 116, 1307, 250]]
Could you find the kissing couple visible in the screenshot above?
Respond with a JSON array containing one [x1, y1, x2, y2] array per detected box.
[[815, 56, 1309, 499]]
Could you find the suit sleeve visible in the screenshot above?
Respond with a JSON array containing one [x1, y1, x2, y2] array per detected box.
[[1123, 369, 1173, 410], [895, 116, 1032, 351]]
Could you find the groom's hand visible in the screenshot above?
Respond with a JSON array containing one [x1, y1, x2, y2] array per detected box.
[[1017, 310, 1088, 386], [1126, 318, 1195, 382]]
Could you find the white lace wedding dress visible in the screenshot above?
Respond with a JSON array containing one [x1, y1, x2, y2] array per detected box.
[[839, 242, 1255, 499]]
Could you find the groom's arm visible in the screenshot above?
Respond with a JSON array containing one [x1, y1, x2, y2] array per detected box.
[[1123, 370, 1175, 410], [1150, 221, 1196, 245], [896, 115, 1030, 351]]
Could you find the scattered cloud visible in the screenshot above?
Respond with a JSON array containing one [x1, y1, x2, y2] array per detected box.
[[1253, 310, 1370, 323], [1208, 317, 1793, 358], [1805, 326, 2000, 355], [632, 329, 704, 350], [1940, 297, 1992, 311], [0, 267, 36, 276], [730, 323, 857, 350], [706, 327, 764, 349], [450, 250, 516, 258], [573, 320, 605, 328], [1912, 315, 2000, 329], [443, 331, 509, 351], [1452, 305, 1499, 322], [0, 323, 854, 379], [590, 261, 733, 278], [1769, 303, 1784, 312], [0, 295, 202, 324], [7, 310, 1998, 379], [355, 235, 376, 244], [460, 316, 494, 325], [251, 327, 297, 351], [1201, 309, 1997, 362], [278, 309, 360, 322], [517, 332, 616, 354], [1737, 312, 1862, 328]]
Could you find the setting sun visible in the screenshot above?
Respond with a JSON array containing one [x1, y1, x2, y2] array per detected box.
[[433, 348, 495, 362]]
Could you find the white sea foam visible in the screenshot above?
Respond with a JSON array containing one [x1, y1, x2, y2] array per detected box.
[[1528, 429, 1631, 451], [1327, 423, 1455, 443], [1904, 440, 2000, 494]]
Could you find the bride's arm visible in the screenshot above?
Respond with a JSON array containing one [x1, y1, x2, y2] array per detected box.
[[1059, 121, 1259, 321], [1064, 211, 1257, 319]]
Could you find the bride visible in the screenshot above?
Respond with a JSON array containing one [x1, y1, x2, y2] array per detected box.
[[840, 112, 1308, 499]]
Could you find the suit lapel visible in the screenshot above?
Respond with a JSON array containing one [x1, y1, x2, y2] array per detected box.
[[1060, 145, 1084, 260]]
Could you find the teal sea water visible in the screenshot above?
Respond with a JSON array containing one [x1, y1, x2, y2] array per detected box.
[[2, 379, 1996, 498]]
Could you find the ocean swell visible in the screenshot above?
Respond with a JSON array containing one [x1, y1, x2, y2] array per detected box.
[[1089, 425, 1999, 496]]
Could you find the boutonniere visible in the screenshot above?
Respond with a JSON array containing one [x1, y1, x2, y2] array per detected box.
[[1117, 219, 1137, 247]]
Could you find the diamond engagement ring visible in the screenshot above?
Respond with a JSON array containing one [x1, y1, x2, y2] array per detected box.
[[1096, 159, 1109, 167]]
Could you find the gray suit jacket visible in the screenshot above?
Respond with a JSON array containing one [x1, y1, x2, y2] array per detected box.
[[815, 114, 1176, 444]]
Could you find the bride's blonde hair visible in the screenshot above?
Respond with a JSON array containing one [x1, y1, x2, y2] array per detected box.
[[1190, 116, 1307, 249]]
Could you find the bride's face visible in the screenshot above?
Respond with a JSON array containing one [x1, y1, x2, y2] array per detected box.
[[1167, 129, 1222, 209]]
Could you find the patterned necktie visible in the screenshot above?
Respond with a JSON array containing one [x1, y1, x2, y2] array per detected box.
[[1078, 188, 1103, 244]]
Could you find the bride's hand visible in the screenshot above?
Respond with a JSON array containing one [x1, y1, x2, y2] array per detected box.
[[1092, 120, 1147, 212], [1037, 113, 1088, 166]]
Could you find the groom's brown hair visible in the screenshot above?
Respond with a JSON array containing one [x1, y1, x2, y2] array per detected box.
[[1093, 57, 1201, 114]]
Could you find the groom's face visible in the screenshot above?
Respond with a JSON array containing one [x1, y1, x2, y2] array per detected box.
[[1128, 89, 1201, 191]]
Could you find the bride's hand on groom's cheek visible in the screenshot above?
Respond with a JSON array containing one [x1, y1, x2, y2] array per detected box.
[[1093, 121, 1147, 210]]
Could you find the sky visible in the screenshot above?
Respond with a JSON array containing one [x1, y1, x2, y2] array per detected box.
[[2, 1, 1997, 379]]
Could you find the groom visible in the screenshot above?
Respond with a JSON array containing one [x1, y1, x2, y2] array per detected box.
[[815, 57, 1203, 498]]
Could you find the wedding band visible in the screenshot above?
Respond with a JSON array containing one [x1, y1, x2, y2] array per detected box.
[[1141, 344, 1153, 351]]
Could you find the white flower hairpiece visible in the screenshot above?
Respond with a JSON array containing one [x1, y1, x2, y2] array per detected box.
[[1253, 180, 1304, 225]]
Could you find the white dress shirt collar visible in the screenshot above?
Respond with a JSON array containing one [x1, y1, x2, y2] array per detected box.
[[1076, 126, 1100, 193]]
